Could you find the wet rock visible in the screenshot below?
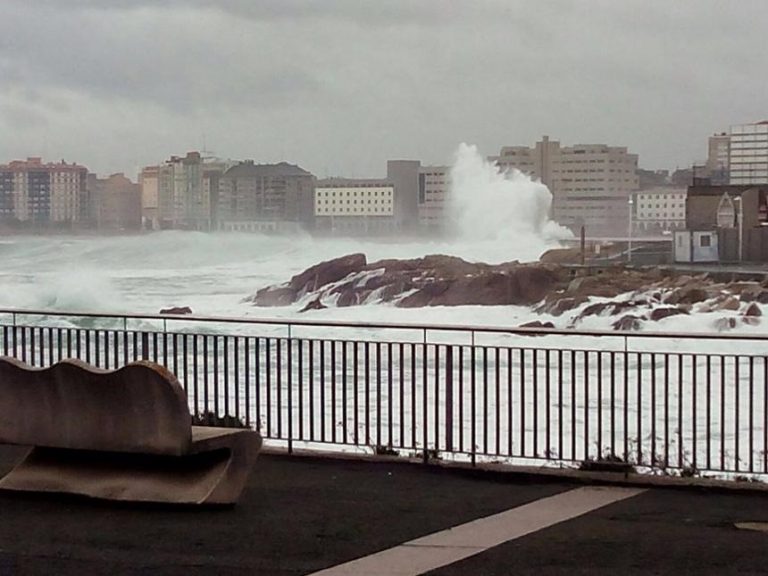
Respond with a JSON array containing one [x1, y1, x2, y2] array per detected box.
[[649, 307, 689, 322], [519, 320, 555, 329], [665, 287, 709, 305], [299, 298, 327, 313], [159, 306, 193, 315], [288, 253, 367, 296], [251, 285, 297, 307], [743, 303, 762, 317], [612, 315, 643, 331], [714, 317, 738, 331], [713, 296, 740, 311]]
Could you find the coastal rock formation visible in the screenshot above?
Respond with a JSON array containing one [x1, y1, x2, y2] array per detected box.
[[249, 254, 568, 309], [248, 253, 767, 332]]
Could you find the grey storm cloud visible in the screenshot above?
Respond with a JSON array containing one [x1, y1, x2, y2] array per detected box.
[[1, 0, 767, 178]]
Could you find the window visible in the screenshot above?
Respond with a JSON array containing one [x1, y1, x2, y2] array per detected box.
[[700, 235, 711, 247]]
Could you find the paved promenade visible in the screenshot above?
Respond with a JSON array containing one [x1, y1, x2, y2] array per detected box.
[[1, 446, 768, 575]]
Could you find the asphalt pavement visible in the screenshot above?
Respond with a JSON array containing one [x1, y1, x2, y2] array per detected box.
[[1, 446, 767, 575]]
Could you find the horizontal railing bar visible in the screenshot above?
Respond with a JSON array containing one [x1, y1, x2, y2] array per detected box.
[[1, 307, 768, 342]]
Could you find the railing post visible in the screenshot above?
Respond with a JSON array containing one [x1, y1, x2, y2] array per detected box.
[[445, 346, 454, 452]]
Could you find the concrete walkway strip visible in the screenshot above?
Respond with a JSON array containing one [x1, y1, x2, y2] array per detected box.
[[309, 486, 646, 576]]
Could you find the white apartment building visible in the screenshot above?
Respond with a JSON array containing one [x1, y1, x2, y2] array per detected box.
[[315, 179, 394, 234], [418, 166, 450, 233], [729, 122, 768, 185], [632, 187, 687, 235], [489, 136, 639, 237]]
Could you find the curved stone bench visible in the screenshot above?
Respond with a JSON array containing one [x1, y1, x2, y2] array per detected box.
[[0, 357, 262, 505]]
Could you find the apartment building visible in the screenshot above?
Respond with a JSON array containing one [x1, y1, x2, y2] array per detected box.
[[489, 136, 639, 237], [217, 161, 315, 232], [418, 165, 450, 234], [729, 122, 768, 185], [0, 158, 88, 226], [91, 173, 141, 231], [706, 132, 730, 185], [140, 152, 229, 230], [314, 178, 395, 234], [631, 187, 687, 235]]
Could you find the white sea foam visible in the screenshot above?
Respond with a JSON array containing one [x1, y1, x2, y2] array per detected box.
[[446, 143, 571, 262], [0, 144, 764, 336]]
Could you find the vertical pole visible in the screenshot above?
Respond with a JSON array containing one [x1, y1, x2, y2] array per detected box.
[[738, 197, 744, 262], [627, 196, 634, 264]]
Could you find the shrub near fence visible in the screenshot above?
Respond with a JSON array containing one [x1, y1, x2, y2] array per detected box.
[[1, 308, 767, 480]]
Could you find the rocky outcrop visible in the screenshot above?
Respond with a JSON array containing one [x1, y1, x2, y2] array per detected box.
[[250, 253, 568, 309], [160, 306, 193, 315], [247, 254, 767, 333], [250, 253, 367, 307], [299, 298, 327, 313], [612, 315, 643, 331], [649, 307, 689, 322]]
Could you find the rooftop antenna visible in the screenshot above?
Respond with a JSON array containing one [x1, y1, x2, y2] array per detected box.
[[201, 132, 215, 159]]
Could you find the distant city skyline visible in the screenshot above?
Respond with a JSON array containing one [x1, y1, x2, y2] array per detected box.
[[2, 1, 767, 179]]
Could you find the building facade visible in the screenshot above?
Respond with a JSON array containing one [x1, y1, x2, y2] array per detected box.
[[0, 158, 88, 227], [489, 136, 639, 237], [217, 161, 315, 232], [729, 122, 768, 185], [631, 187, 687, 235], [418, 165, 450, 234], [140, 152, 229, 230], [706, 132, 730, 185], [685, 184, 768, 262], [314, 178, 395, 235], [92, 173, 141, 231], [386, 160, 421, 233]]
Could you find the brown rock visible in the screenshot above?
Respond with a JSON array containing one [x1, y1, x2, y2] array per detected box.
[[665, 287, 709, 305], [612, 315, 643, 331], [519, 320, 555, 329], [288, 253, 367, 296], [743, 303, 762, 317], [252, 285, 297, 307], [649, 307, 688, 322], [714, 296, 740, 311], [159, 306, 193, 315], [299, 298, 327, 313]]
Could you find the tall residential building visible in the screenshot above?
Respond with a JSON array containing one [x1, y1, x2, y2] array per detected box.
[[217, 161, 315, 232], [706, 133, 730, 185], [314, 178, 395, 235], [489, 136, 639, 237], [0, 158, 88, 226], [92, 173, 141, 231], [729, 122, 768, 185], [418, 165, 450, 233], [140, 152, 229, 230], [387, 160, 421, 232]]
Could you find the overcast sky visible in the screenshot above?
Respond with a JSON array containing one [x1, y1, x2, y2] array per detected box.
[[1, 0, 766, 178]]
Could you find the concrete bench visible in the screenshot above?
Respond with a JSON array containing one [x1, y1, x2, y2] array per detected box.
[[0, 356, 262, 505]]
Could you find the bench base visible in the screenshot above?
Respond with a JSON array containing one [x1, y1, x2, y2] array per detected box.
[[0, 428, 261, 505]]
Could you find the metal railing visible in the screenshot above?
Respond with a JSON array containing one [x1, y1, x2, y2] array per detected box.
[[1, 307, 767, 480]]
